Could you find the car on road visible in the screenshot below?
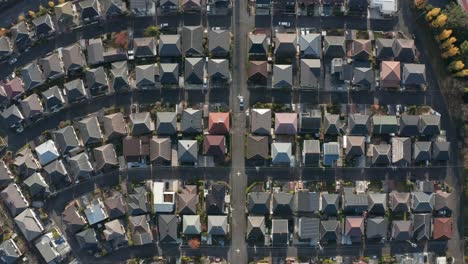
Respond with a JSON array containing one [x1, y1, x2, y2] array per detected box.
[[8, 58, 17, 65], [238, 95, 244, 109], [278, 21, 291, 28]]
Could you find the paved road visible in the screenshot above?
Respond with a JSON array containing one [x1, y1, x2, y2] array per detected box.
[[0, 0, 50, 28]]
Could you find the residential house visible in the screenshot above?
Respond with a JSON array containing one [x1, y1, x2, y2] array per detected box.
[[248, 192, 271, 215], [320, 219, 340, 242], [370, 0, 398, 16], [93, 144, 119, 172], [130, 0, 155, 16], [79, 0, 102, 22], [432, 141, 449, 161], [402, 63, 427, 88], [344, 216, 364, 243], [323, 142, 340, 166], [156, 112, 177, 135], [255, 0, 271, 15], [209, 29, 231, 57], [101, 0, 126, 17], [347, 0, 368, 11], [352, 64, 374, 89], [323, 113, 341, 135], [412, 213, 431, 241], [53, 125, 81, 156], [123, 136, 148, 163], [24, 172, 49, 198], [42, 86, 66, 112], [348, 114, 370, 135], [208, 112, 230, 134], [181, 108, 203, 134], [295, 190, 319, 215], [298, 34, 321, 58], [323, 36, 346, 58], [75, 229, 99, 253], [0, 239, 22, 264], [103, 112, 128, 140], [248, 33, 268, 58], [159, 35, 182, 57], [14, 209, 44, 241], [208, 215, 229, 236], [345, 136, 365, 161], [247, 216, 266, 242], [0, 160, 14, 189], [64, 79, 88, 103], [152, 181, 175, 213], [300, 59, 321, 88], [178, 140, 198, 164], [391, 137, 411, 165], [296, 218, 320, 245], [411, 192, 434, 213], [149, 137, 171, 165], [275, 113, 297, 135], [303, 140, 320, 166], [246, 135, 269, 160], [399, 114, 420, 137], [0, 36, 12, 60], [13, 148, 40, 178], [110, 61, 130, 92], [76, 115, 103, 145], [248, 61, 268, 85], [20, 94, 43, 120], [87, 38, 105, 66], [183, 215, 201, 235], [273, 64, 293, 88], [159, 0, 179, 13], [158, 214, 178, 243], [86, 67, 109, 96], [392, 220, 412, 241], [205, 183, 226, 215], [274, 33, 297, 58], [272, 219, 289, 245], [135, 64, 156, 89], [251, 108, 271, 135], [413, 141, 431, 162], [372, 144, 391, 165], [39, 53, 65, 80], [84, 198, 109, 225], [350, 39, 372, 60], [419, 114, 440, 136], [271, 142, 294, 166], [134, 37, 157, 58], [343, 193, 368, 214], [177, 185, 198, 215], [366, 217, 387, 240], [68, 152, 94, 179], [32, 15, 55, 39], [129, 112, 153, 135], [380, 61, 400, 89], [62, 203, 86, 234], [35, 230, 71, 264], [21, 62, 44, 91], [367, 193, 387, 215], [372, 115, 398, 134], [127, 187, 149, 215], [272, 192, 294, 215], [184, 57, 204, 85], [392, 39, 416, 62], [61, 43, 85, 75], [104, 193, 127, 219], [0, 183, 29, 216], [181, 0, 202, 12], [208, 59, 230, 83], [182, 26, 204, 56], [204, 135, 226, 161], [160, 63, 179, 85], [104, 219, 128, 249], [11, 22, 32, 52], [433, 217, 452, 240], [3, 78, 24, 101], [375, 38, 394, 61], [299, 112, 321, 134], [35, 140, 59, 166], [128, 215, 153, 245], [389, 191, 410, 213]]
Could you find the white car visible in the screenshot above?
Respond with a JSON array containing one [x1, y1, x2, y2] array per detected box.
[[278, 21, 291, 27], [238, 95, 244, 108]]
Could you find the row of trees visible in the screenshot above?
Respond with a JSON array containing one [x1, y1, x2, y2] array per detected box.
[[415, 0, 468, 78]]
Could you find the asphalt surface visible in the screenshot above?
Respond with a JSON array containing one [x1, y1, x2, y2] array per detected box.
[[0, 0, 50, 28]]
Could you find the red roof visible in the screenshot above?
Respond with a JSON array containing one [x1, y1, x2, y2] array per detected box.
[[345, 217, 364, 237], [3, 78, 24, 99], [433, 217, 452, 240], [203, 135, 226, 158], [208, 112, 230, 135]]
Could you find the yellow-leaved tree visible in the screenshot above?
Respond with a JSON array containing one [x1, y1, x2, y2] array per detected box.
[[18, 15, 25, 22], [438, 29, 452, 41], [442, 46, 460, 58], [431, 14, 447, 28], [425, 8, 441, 21], [28, 11, 36, 18], [453, 69, 468, 77], [415, 0, 427, 9], [441, 37, 457, 50], [48, 1, 55, 8], [448, 60, 465, 72]]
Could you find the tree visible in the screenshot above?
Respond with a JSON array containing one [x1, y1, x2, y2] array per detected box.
[[431, 14, 447, 28], [28, 11, 36, 18], [438, 29, 452, 41], [143, 26, 160, 38], [461, 40, 468, 57], [448, 60, 464, 72], [58, 0, 66, 3], [113, 31, 128, 49], [425, 7, 440, 21], [441, 37, 457, 50], [442, 46, 460, 58], [48, 1, 55, 8], [414, 0, 427, 10], [454, 69, 468, 78], [17, 15, 25, 22], [443, 3, 468, 42]]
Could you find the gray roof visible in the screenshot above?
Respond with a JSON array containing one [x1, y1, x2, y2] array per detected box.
[[248, 34, 268, 55], [136, 64, 156, 87], [0, 160, 13, 188], [434, 191, 451, 212], [156, 112, 177, 135], [129, 215, 153, 245], [103, 219, 127, 247], [13, 148, 40, 177], [372, 144, 391, 165], [127, 188, 148, 215], [0, 183, 28, 216], [208, 29, 230, 56], [348, 114, 370, 135], [208, 59, 229, 80], [345, 136, 365, 161], [64, 79, 87, 102], [86, 67, 108, 92], [271, 142, 293, 165], [42, 86, 65, 110], [159, 34, 181, 57], [300, 59, 321, 87], [274, 33, 297, 57], [432, 141, 449, 161], [375, 38, 395, 60], [75, 229, 98, 251], [103, 112, 127, 139], [298, 34, 321, 58], [76, 115, 103, 145], [32, 14, 54, 36], [246, 135, 269, 160], [299, 112, 321, 134], [104, 193, 126, 219], [39, 53, 64, 79], [419, 115, 440, 136], [184, 57, 204, 84], [251, 109, 271, 135], [273, 64, 293, 87], [0, 239, 21, 264], [158, 215, 178, 243], [343, 193, 368, 214], [411, 192, 434, 213], [272, 192, 294, 215], [303, 140, 320, 165], [41, 159, 69, 185], [367, 193, 387, 215], [160, 63, 179, 84], [150, 137, 171, 163], [323, 36, 346, 57], [413, 141, 431, 161], [320, 220, 340, 241], [272, 219, 288, 244], [35, 233, 62, 263], [130, 112, 153, 135], [87, 38, 104, 65], [183, 215, 201, 235], [399, 115, 420, 136], [24, 172, 49, 197], [392, 220, 412, 241], [14, 209, 44, 241], [372, 115, 398, 134], [298, 218, 320, 242], [0, 36, 12, 58], [352, 66, 373, 87], [366, 217, 387, 240], [21, 62, 44, 90], [392, 39, 416, 62], [61, 44, 85, 72], [182, 26, 204, 56], [79, 0, 101, 20], [295, 191, 319, 214], [390, 191, 410, 212], [412, 213, 431, 241], [20, 93, 43, 119], [93, 144, 118, 171], [54, 125, 80, 155], [323, 114, 341, 135], [134, 37, 157, 57], [248, 192, 271, 215], [178, 140, 198, 163], [68, 152, 93, 179], [181, 108, 203, 133], [110, 61, 129, 91], [402, 63, 426, 85], [208, 215, 228, 235], [247, 216, 265, 240], [101, 0, 125, 16], [177, 186, 198, 214]]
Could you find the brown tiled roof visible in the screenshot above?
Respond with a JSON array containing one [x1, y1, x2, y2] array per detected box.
[[345, 216, 364, 236], [351, 39, 372, 59], [433, 217, 452, 240], [380, 61, 400, 87], [3, 78, 24, 99], [208, 112, 230, 135], [248, 61, 268, 79], [123, 136, 141, 157], [203, 135, 225, 158]]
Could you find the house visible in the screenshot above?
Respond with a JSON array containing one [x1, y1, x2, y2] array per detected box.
[[251, 109, 271, 135], [303, 140, 320, 166], [68, 152, 94, 179], [0, 36, 12, 60], [273, 64, 293, 88], [248, 192, 271, 215], [103, 112, 128, 140], [344, 216, 364, 242], [127, 187, 149, 215], [368, 193, 387, 215], [53, 125, 81, 155], [156, 112, 177, 135], [44, 160, 71, 186], [159, 0, 179, 13], [411, 192, 434, 213], [275, 113, 297, 135], [247, 216, 266, 242], [372, 144, 391, 165], [419, 114, 440, 136], [295, 190, 319, 215], [130, 0, 155, 16], [32, 15, 55, 38], [204, 135, 226, 160], [297, 218, 320, 245], [412, 213, 431, 241], [343, 193, 368, 214], [402, 63, 427, 88], [323, 114, 341, 135], [299, 112, 321, 134], [391, 137, 411, 165], [35, 230, 71, 264], [0, 239, 22, 264], [399, 114, 420, 137], [366, 217, 387, 240], [205, 183, 226, 215], [84, 198, 109, 225], [134, 37, 157, 58], [104, 219, 128, 249], [0, 160, 14, 189], [3, 78, 24, 101], [35, 140, 59, 166], [208, 112, 230, 134], [372, 115, 398, 134], [321, 193, 340, 216], [93, 144, 118, 172], [104, 193, 127, 219], [298, 34, 321, 58], [181, 0, 202, 12], [345, 136, 365, 161], [348, 114, 370, 135], [11, 21, 33, 52], [208, 59, 230, 82], [208, 215, 228, 236], [351, 39, 372, 60], [370, 0, 398, 16], [39, 53, 64, 80], [392, 220, 412, 241], [348, 0, 368, 11], [20, 94, 43, 120], [352, 65, 374, 89], [184, 57, 204, 85], [152, 181, 175, 213], [323, 142, 340, 166], [13, 148, 40, 178], [129, 112, 153, 135], [413, 141, 431, 162], [14, 208, 44, 241], [181, 108, 203, 134], [177, 185, 198, 215], [389, 191, 410, 213], [110, 61, 130, 92], [135, 64, 156, 89], [61, 203, 87, 234], [323, 36, 346, 58], [178, 140, 198, 164], [271, 219, 288, 245], [75, 229, 99, 252], [129, 215, 153, 245], [433, 141, 450, 161], [417, 180, 434, 193], [380, 61, 400, 89], [158, 215, 178, 243], [42, 86, 65, 112], [160, 63, 179, 85], [21, 62, 44, 91], [375, 38, 395, 60], [274, 33, 297, 58], [248, 33, 268, 58], [86, 67, 109, 96], [246, 135, 269, 160], [76, 115, 103, 145], [433, 217, 452, 240], [101, 0, 126, 17], [0, 183, 29, 216], [149, 137, 171, 165], [300, 59, 321, 88], [272, 192, 294, 215], [64, 79, 88, 103], [271, 142, 294, 166], [159, 35, 182, 57], [320, 220, 340, 242], [392, 39, 416, 62], [24, 172, 49, 197], [434, 191, 451, 215], [123, 136, 147, 163], [255, 0, 271, 15], [248, 61, 268, 85], [79, 0, 102, 22], [61, 43, 85, 74], [182, 26, 204, 56], [209, 29, 231, 57], [86, 38, 104, 66], [183, 215, 201, 235]]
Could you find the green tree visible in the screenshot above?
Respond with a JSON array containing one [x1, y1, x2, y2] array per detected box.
[[443, 3, 468, 42], [460, 40, 468, 59], [143, 26, 160, 38]]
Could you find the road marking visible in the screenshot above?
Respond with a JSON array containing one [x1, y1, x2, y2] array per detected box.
[[236, 171, 241, 177], [236, 248, 240, 254]]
